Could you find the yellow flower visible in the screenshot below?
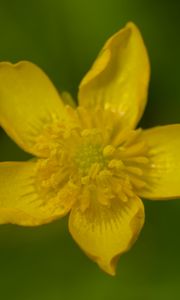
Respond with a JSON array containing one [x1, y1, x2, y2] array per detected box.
[[0, 22, 179, 276]]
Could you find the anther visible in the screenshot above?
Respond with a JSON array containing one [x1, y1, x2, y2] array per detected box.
[[103, 145, 115, 157], [108, 159, 124, 170]]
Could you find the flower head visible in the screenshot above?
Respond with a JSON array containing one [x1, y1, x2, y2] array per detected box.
[[0, 22, 179, 275]]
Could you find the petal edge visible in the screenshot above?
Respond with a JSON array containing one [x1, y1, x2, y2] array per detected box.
[[0, 161, 70, 226], [69, 196, 144, 275], [139, 124, 180, 200], [0, 61, 65, 156], [79, 22, 150, 129]]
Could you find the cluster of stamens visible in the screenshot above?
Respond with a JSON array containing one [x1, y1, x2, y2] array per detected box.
[[34, 106, 150, 214]]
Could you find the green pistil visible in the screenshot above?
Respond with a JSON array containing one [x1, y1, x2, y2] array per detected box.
[[75, 143, 106, 173]]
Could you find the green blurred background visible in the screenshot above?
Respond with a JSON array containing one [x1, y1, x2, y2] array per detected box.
[[0, 0, 180, 299]]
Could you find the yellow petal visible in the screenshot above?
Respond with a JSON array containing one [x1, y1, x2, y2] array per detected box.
[[0, 161, 70, 226], [139, 125, 180, 199], [69, 196, 144, 275], [0, 61, 65, 156], [78, 22, 150, 129]]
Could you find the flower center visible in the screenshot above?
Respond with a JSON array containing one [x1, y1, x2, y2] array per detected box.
[[34, 106, 150, 214], [75, 142, 105, 174]]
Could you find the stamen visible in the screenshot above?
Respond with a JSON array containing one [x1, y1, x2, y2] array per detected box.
[[97, 189, 112, 206], [129, 175, 147, 189], [96, 170, 112, 186], [103, 145, 115, 157], [79, 188, 91, 212], [124, 156, 149, 164], [111, 128, 129, 147], [88, 163, 101, 179], [77, 107, 92, 128], [124, 128, 142, 146], [118, 141, 147, 157], [119, 193, 128, 202], [108, 159, 124, 170], [126, 166, 143, 176], [34, 106, 150, 212]]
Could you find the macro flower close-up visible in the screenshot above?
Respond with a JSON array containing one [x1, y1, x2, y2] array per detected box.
[[0, 21, 179, 276]]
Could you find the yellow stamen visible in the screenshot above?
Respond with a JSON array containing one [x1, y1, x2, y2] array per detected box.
[[34, 106, 150, 212], [103, 145, 115, 157]]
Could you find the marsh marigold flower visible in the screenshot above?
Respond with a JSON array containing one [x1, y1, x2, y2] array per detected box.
[[0, 22, 179, 275]]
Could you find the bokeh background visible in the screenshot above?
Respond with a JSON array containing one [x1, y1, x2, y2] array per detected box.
[[0, 0, 180, 299]]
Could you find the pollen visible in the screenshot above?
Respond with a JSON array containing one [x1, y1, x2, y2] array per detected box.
[[34, 106, 150, 213]]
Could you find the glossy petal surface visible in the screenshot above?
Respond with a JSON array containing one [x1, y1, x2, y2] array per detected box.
[[0, 161, 71, 226], [79, 22, 150, 129], [69, 196, 144, 275], [0, 61, 65, 156], [139, 125, 180, 199]]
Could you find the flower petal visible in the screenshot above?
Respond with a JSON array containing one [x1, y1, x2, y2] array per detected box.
[[69, 196, 144, 275], [139, 125, 180, 200], [78, 22, 150, 129], [0, 161, 71, 226], [0, 61, 65, 156]]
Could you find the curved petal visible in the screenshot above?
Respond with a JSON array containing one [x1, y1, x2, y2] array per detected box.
[[69, 196, 144, 275], [0, 161, 71, 226], [139, 125, 180, 200], [78, 22, 150, 129], [0, 61, 66, 156]]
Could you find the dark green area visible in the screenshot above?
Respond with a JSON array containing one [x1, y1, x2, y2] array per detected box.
[[0, 0, 180, 299]]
